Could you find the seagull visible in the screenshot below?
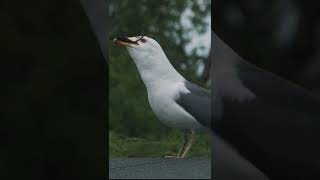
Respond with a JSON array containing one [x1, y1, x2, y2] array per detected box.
[[113, 35, 211, 158], [211, 31, 320, 179]]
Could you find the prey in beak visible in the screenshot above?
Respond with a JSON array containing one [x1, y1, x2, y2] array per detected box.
[[112, 35, 144, 47]]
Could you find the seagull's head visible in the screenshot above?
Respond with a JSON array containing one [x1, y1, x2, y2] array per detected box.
[[113, 35, 184, 84]]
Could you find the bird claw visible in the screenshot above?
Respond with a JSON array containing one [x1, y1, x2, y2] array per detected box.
[[164, 155, 183, 158]]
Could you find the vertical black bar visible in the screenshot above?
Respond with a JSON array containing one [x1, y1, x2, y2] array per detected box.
[[80, 0, 110, 63]]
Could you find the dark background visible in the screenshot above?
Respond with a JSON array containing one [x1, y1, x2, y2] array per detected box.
[[211, 0, 320, 95], [1, 0, 107, 179]]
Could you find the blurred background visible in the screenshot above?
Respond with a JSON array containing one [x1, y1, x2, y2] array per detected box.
[[210, 0, 320, 95], [109, 0, 211, 158]]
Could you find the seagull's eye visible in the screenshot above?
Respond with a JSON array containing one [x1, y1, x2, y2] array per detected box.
[[141, 39, 146, 43]]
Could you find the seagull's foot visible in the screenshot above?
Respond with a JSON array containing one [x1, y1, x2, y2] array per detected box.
[[164, 155, 183, 158]]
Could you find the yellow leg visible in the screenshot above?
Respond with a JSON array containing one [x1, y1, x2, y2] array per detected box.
[[165, 132, 188, 158], [177, 132, 188, 157], [165, 131, 196, 158], [181, 131, 196, 158]]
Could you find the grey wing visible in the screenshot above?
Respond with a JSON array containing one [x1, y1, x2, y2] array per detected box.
[[176, 81, 211, 128]]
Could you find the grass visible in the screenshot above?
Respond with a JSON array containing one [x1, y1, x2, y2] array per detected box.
[[109, 130, 211, 158]]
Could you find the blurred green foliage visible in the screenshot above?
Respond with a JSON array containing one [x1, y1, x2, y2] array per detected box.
[[109, 0, 211, 157]]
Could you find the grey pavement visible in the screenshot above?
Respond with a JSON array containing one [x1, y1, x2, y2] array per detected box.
[[109, 158, 211, 179]]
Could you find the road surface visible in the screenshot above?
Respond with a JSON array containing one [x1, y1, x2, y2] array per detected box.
[[109, 158, 211, 179]]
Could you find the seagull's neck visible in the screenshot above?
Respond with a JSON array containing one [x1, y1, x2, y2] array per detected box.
[[128, 48, 185, 91]]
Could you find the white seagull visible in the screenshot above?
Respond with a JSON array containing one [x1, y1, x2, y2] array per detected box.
[[113, 35, 211, 158]]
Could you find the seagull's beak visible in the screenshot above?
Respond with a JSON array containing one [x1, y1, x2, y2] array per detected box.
[[112, 35, 135, 47]]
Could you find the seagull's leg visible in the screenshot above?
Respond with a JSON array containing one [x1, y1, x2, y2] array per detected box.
[[165, 132, 188, 158], [177, 132, 188, 157], [181, 131, 196, 158]]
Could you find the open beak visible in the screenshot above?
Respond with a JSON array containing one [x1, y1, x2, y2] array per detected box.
[[112, 35, 135, 47]]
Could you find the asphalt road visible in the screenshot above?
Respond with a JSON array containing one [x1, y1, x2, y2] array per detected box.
[[109, 158, 211, 179]]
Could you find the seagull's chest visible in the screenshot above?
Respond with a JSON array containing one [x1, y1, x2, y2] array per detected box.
[[147, 82, 203, 131]]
